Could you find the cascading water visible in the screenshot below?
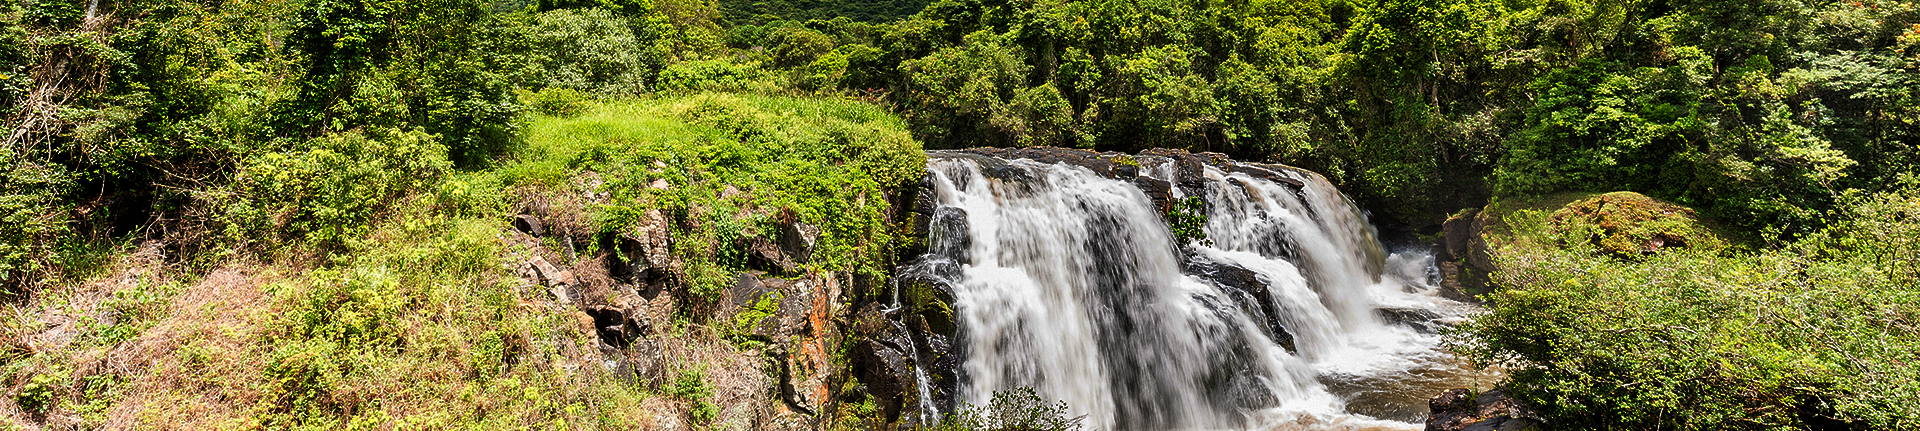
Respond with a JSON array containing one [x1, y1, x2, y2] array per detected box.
[[901, 150, 1491, 430]]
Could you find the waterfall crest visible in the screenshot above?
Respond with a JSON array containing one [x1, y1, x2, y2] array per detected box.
[[901, 150, 1484, 430]]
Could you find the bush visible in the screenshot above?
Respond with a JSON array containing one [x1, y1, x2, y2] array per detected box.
[[0, 149, 73, 289], [655, 59, 781, 93], [517, 7, 658, 95], [526, 87, 592, 117], [934, 388, 1083, 431], [1454, 190, 1920, 429], [226, 128, 451, 252], [1546, 192, 1727, 258]]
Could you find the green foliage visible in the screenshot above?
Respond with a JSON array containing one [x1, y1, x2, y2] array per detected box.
[[934, 387, 1084, 431], [1454, 190, 1920, 429], [0, 149, 73, 288], [15, 372, 63, 413], [1546, 192, 1727, 258], [655, 59, 782, 93], [514, 93, 924, 299], [513, 7, 661, 96], [668, 369, 719, 425], [1166, 196, 1211, 246], [226, 128, 450, 252], [525, 87, 592, 117]]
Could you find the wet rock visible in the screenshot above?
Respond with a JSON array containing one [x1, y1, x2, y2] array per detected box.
[[1186, 259, 1296, 353], [1226, 164, 1306, 188], [959, 146, 1116, 178], [1427, 388, 1544, 431], [851, 303, 916, 423], [1135, 176, 1176, 213], [1376, 307, 1446, 334], [926, 208, 971, 262], [514, 215, 546, 237]]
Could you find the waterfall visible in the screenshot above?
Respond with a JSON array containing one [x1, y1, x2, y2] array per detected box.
[[903, 150, 1483, 430]]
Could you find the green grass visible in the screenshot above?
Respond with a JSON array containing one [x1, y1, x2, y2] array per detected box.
[[505, 92, 925, 298], [0, 91, 927, 429]]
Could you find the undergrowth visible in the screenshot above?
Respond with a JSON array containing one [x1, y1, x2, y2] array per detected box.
[[507, 92, 925, 300], [1454, 190, 1920, 429]]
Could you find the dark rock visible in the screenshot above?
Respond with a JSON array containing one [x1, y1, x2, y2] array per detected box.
[[851, 303, 916, 423], [730, 272, 778, 309], [1466, 212, 1497, 274], [1226, 164, 1307, 188], [1441, 209, 1480, 262], [514, 214, 545, 237], [1135, 176, 1176, 214], [959, 146, 1118, 179], [1376, 307, 1447, 334], [926, 208, 970, 262], [1186, 259, 1296, 353], [1427, 388, 1544, 431], [781, 222, 820, 264], [897, 266, 960, 338], [739, 235, 799, 275]]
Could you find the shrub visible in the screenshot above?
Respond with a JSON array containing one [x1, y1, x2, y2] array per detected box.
[[0, 149, 73, 289], [934, 388, 1084, 431], [226, 128, 451, 252], [668, 369, 718, 425], [1454, 190, 1920, 429], [527, 87, 592, 117]]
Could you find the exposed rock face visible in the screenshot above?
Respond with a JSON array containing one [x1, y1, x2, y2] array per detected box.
[[1186, 259, 1297, 353], [781, 222, 819, 264], [617, 209, 677, 299], [1427, 388, 1543, 431], [1376, 307, 1447, 334], [1440, 209, 1479, 262], [735, 271, 844, 422], [850, 303, 917, 423]]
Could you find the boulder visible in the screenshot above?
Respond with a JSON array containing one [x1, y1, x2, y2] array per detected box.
[[780, 222, 819, 264], [514, 215, 546, 237], [729, 272, 778, 309], [738, 236, 799, 275], [617, 209, 677, 297], [1186, 259, 1296, 353], [1427, 388, 1543, 431], [850, 303, 917, 423], [1376, 307, 1447, 334], [1441, 209, 1480, 262]]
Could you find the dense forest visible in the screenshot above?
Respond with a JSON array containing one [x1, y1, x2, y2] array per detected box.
[[2, 0, 1919, 428]]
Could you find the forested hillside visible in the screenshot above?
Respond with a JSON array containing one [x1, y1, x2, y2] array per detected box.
[[2, 0, 1920, 428]]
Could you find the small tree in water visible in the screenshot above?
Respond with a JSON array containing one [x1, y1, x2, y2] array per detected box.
[[1167, 196, 1212, 247], [934, 388, 1084, 431]]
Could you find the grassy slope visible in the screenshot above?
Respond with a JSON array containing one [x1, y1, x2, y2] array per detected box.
[[0, 92, 924, 430]]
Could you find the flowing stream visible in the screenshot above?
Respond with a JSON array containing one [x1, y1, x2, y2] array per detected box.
[[907, 151, 1493, 430]]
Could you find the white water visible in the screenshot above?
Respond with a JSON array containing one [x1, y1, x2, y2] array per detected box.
[[918, 153, 1485, 430]]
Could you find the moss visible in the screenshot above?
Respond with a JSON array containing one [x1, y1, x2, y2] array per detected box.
[[1546, 192, 1726, 258]]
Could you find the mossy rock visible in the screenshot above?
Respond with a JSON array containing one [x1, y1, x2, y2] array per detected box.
[[1546, 192, 1725, 258]]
